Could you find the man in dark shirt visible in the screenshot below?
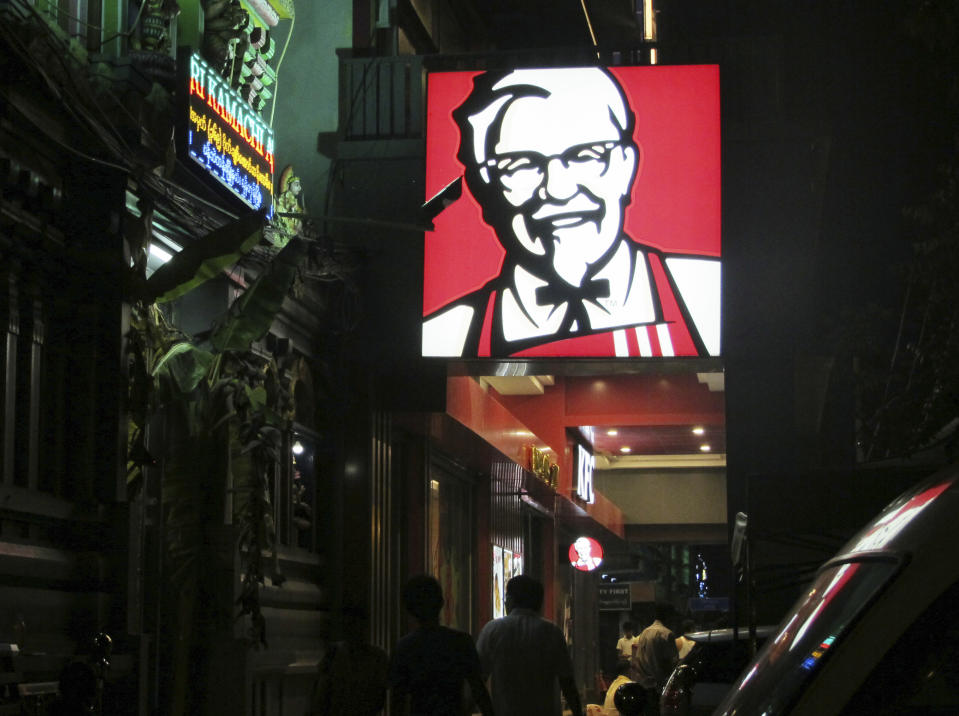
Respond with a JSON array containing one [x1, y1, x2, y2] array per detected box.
[[389, 575, 495, 716]]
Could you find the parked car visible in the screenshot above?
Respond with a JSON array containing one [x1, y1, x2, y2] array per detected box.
[[660, 625, 774, 716], [713, 464, 959, 715]]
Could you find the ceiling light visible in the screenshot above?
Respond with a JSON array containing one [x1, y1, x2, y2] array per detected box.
[[692, 426, 705, 435], [607, 429, 619, 436], [292, 440, 304, 455], [700, 444, 711, 452], [620, 446, 631, 454]]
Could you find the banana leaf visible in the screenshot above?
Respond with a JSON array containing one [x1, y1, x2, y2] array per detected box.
[[153, 342, 215, 394], [245, 384, 267, 411], [210, 236, 307, 353], [143, 210, 266, 304]]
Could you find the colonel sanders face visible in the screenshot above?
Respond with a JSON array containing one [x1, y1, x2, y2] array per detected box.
[[457, 68, 639, 288]]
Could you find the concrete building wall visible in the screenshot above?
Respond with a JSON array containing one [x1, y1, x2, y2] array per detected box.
[[270, 1, 352, 212], [595, 468, 726, 525]]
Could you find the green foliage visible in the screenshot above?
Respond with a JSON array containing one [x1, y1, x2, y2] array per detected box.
[[210, 236, 307, 352], [125, 212, 306, 664], [140, 210, 266, 304], [154, 342, 215, 394]]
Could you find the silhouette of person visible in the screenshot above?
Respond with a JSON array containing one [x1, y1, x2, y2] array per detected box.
[[423, 67, 720, 358], [389, 575, 494, 716], [630, 604, 678, 714], [310, 605, 388, 716]]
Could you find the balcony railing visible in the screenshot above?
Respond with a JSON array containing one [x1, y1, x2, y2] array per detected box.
[[335, 46, 642, 144], [338, 52, 425, 141]]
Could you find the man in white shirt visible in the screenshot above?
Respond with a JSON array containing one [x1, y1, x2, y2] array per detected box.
[[476, 575, 584, 716], [615, 621, 639, 667]]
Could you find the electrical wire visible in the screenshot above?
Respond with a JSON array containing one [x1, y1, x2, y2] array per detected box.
[[1, 3, 240, 238], [1, 33, 128, 171], [12, 1, 135, 159], [580, 0, 601, 60], [3, 97, 130, 173], [268, 11, 295, 126], [100, 0, 150, 48]]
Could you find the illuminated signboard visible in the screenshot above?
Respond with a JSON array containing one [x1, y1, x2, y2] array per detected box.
[[422, 65, 721, 358], [186, 52, 275, 217], [576, 443, 595, 504], [598, 584, 631, 610], [569, 536, 603, 572]]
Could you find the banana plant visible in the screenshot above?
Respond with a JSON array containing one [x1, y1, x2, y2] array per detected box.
[[125, 208, 309, 713]]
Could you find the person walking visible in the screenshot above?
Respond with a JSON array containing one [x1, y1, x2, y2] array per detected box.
[[310, 605, 388, 716], [476, 575, 585, 716], [389, 575, 495, 716], [629, 604, 678, 715]]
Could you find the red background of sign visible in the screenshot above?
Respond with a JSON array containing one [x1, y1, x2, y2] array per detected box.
[[423, 65, 721, 317]]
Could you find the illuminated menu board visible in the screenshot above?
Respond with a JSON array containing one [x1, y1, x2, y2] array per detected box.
[[187, 52, 275, 216]]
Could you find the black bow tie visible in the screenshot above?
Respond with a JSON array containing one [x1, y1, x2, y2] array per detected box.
[[535, 278, 611, 307]]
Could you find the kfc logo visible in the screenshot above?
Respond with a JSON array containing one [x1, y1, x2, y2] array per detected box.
[[422, 66, 721, 358], [569, 536, 604, 572]]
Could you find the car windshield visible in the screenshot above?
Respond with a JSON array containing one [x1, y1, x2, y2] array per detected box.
[[714, 558, 899, 715]]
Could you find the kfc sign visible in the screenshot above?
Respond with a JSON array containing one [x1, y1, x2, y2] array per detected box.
[[576, 443, 595, 504], [422, 65, 721, 359], [569, 536, 603, 572]]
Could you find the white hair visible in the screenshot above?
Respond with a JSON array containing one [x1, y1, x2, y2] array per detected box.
[[460, 67, 634, 175]]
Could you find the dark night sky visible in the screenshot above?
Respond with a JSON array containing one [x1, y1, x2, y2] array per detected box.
[[668, 1, 949, 317]]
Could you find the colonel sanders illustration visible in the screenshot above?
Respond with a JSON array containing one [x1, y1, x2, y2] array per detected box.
[[422, 67, 720, 358]]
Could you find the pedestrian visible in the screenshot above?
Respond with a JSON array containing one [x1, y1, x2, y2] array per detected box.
[[476, 574, 585, 716], [629, 604, 678, 715], [389, 575, 494, 716], [615, 621, 639, 667], [310, 604, 388, 716]]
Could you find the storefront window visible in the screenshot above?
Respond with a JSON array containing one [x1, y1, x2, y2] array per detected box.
[[428, 459, 473, 630], [276, 429, 317, 551]]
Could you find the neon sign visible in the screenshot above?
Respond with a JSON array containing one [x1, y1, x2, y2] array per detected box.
[[187, 52, 275, 216]]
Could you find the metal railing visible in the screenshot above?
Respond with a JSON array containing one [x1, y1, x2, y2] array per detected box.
[[338, 53, 426, 141]]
